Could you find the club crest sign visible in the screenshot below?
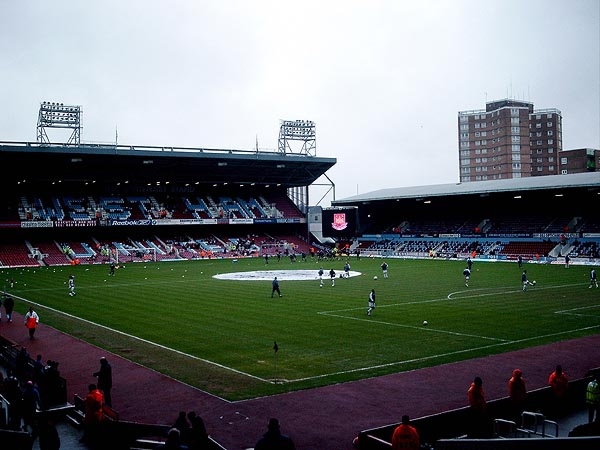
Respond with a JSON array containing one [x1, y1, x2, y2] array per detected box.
[[332, 213, 348, 231]]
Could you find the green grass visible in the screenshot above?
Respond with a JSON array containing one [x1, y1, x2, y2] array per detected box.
[[2, 257, 599, 400]]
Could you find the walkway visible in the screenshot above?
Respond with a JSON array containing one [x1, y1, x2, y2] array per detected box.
[[2, 314, 599, 450]]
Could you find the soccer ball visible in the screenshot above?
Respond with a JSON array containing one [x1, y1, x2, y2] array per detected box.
[[532, 280, 537, 286], [423, 320, 428, 326], [373, 276, 378, 280]]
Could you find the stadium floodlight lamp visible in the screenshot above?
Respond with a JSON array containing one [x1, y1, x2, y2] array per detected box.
[[278, 119, 316, 156], [37, 101, 82, 144]]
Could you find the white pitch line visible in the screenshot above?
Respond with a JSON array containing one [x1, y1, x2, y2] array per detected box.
[[320, 311, 508, 342], [6, 292, 272, 394]]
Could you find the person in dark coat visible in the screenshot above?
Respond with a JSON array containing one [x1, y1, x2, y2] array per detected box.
[[93, 357, 113, 407], [255, 418, 295, 450]]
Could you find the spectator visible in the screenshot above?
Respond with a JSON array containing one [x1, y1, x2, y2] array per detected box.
[[547, 364, 569, 418], [255, 418, 296, 450], [81, 383, 104, 445], [508, 368, 527, 422], [93, 357, 113, 407], [172, 410, 190, 435], [155, 427, 189, 449], [186, 412, 209, 450], [391, 415, 420, 450], [586, 375, 600, 423], [467, 376, 491, 438], [37, 415, 60, 450], [21, 380, 41, 434]]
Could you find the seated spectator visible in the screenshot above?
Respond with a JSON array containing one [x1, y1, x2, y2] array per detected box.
[[155, 427, 189, 449], [255, 418, 295, 450]]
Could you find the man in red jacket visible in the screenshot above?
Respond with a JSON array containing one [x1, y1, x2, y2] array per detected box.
[[391, 415, 420, 450]]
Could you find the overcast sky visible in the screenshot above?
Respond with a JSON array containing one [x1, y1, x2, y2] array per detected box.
[[1, 1, 598, 206]]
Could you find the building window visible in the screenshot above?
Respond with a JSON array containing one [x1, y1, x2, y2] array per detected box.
[[481, 148, 488, 154], [474, 132, 481, 137], [548, 148, 554, 153], [511, 136, 521, 143], [460, 124, 469, 131], [561, 157, 568, 164], [475, 140, 481, 146], [481, 122, 487, 128], [537, 140, 542, 145], [460, 150, 470, 157], [537, 166, 543, 172], [548, 139, 553, 145], [481, 131, 487, 136], [459, 115, 469, 123], [461, 158, 471, 166], [547, 121, 553, 127], [511, 126, 520, 134], [549, 165, 554, 171], [562, 169, 568, 174], [460, 132, 469, 139], [512, 153, 521, 161], [475, 123, 481, 128], [536, 123, 542, 128], [511, 108, 519, 116], [537, 149, 543, 154], [460, 141, 470, 148], [548, 156, 554, 162], [511, 117, 519, 125], [548, 130, 553, 136], [536, 132, 542, 137], [512, 144, 520, 152], [481, 139, 487, 145], [536, 114, 542, 120]]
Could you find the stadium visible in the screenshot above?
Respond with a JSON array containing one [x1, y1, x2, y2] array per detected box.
[[1, 111, 600, 450]]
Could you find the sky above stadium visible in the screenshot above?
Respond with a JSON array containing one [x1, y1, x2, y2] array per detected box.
[[1, 1, 599, 206]]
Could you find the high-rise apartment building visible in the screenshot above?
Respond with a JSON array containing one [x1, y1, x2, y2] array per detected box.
[[458, 99, 562, 182]]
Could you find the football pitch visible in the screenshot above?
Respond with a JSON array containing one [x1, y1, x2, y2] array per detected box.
[[2, 257, 599, 401]]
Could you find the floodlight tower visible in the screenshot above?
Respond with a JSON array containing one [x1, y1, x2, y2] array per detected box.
[[278, 120, 316, 156], [37, 101, 82, 145], [277, 120, 316, 214]]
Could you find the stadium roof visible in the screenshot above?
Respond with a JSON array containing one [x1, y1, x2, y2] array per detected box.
[[0, 141, 336, 188], [333, 172, 600, 205]]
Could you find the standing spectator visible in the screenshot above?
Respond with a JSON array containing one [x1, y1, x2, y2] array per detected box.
[[37, 415, 60, 450], [381, 261, 388, 278], [586, 376, 600, 423], [271, 277, 282, 298], [93, 357, 113, 407], [254, 418, 295, 450], [329, 268, 336, 287], [590, 268, 598, 289], [508, 368, 527, 422], [68, 275, 76, 296], [81, 383, 104, 445], [186, 412, 209, 450], [463, 267, 471, 287], [367, 289, 376, 316], [391, 415, 420, 450], [467, 376, 490, 438], [548, 364, 569, 418], [172, 411, 190, 436], [21, 380, 41, 434], [24, 306, 40, 339], [4, 294, 15, 322]]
